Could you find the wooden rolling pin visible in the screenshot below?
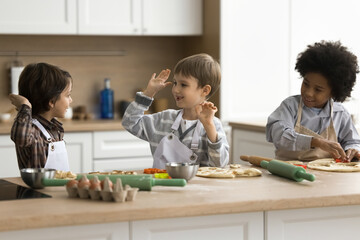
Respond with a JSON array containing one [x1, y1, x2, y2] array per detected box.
[[240, 155, 273, 167]]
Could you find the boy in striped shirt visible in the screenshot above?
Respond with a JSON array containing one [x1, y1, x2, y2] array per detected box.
[[122, 54, 229, 168]]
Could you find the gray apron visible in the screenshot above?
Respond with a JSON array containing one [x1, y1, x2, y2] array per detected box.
[[153, 110, 200, 169]]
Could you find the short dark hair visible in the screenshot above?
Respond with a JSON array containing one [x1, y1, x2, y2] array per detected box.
[[295, 40, 359, 102], [174, 53, 221, 99], [18, 63, 72, 115]]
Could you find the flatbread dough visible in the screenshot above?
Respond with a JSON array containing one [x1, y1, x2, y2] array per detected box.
[[54, 170, 77, 179], [232, 168, 262, 177], [89, 170, 137, 175], [307, 158, 360, 172], [196, 166, 262, 178]]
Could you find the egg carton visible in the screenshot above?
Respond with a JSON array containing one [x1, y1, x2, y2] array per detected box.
[[66, 175, 139, 202]]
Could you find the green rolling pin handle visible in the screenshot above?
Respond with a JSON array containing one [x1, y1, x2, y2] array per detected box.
[[42, 178, 68, 186], [152, 178, 187, 187], [296, 171, 316, 182], [260, 160, 269, 169]]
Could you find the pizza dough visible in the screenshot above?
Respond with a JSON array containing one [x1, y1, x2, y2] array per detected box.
[[229, 164, 242, 169], [196, 166, 262, 178], [89, 170, 137, 175], [54, 170, 77, 179], [307, 158, 360, 172]]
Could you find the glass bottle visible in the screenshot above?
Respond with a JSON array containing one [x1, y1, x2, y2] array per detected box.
[[100, 78, 114, 119]]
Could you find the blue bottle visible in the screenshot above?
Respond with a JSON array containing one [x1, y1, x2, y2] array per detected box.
[[100, 78, 114, 119]]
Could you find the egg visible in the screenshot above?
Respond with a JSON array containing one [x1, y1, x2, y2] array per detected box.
[[100, 178, 113, 190], [66, 179, 78, 188], [90, 176, 101, 191], [101, 177, 113, 192], [78, 175, 91, 189]]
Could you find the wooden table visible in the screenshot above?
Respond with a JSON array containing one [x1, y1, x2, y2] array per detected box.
[[1, 166, 360, 240]]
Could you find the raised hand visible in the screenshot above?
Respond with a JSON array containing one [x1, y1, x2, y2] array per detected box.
[[195, 101, 218, 125], [9, 94, 31, 110], [143, 69, 172, 98], [195, 101, 218, 143]]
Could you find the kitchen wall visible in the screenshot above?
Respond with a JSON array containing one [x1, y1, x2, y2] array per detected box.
[[0, 0, 220, 119]]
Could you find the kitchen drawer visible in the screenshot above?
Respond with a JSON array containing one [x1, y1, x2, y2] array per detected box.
[[93, 131, 152, 159], [94, 157, 153, 171]]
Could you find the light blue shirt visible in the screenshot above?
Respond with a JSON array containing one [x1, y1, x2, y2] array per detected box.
[[266, 95, 360, 152]]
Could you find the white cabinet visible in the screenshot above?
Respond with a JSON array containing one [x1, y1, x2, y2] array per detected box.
[[266, 205, 360, 240], [0, 0, 202, 35], [0, 222, 129, 240], [78, 0, 142, 35], [132, 212, 264, 240], [0, 0, 77, 34], [65, 132, 93, 173], [232, 128, 275, 164], [79, 0, 202, 35], [93, 130, 153, 171], [142, 0, 203, 36], [0, 135, 19, 178], [0, 130, 153, 177], [0, 132, 92, 178]]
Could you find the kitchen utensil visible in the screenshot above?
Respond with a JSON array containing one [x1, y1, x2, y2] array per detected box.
[[260, 160, 315, 182], [240, 155, 272, 167], [20, 168, 56, 189], [41, 174, 187, 191], [165, 163, 199, 181]]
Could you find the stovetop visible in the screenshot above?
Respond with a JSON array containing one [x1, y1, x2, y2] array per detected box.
[[0, 179, 51, 201]]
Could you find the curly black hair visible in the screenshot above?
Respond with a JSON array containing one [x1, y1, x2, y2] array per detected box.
[[295, 40, 359, 102]]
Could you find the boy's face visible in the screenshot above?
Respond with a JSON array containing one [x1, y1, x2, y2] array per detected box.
[[172, 74, 208, 109], [301, 72, 332, 108], [51, 81, 73, 118]]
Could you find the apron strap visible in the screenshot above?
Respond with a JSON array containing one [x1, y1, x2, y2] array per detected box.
[[32, 119, 53, 142], [179, 123, 197, 141], [296, 98, 304, 127], [171, 109, 201, 150], [171, 110, 183, 131], [297, 98, 334, 126]]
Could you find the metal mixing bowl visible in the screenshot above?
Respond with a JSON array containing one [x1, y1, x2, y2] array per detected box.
[[165, 163, 199, 181], [20, 168, 56, 189]]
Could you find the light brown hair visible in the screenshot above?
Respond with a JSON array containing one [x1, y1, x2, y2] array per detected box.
[[174, 53, 221, 98], [18, 63, 72, 115]]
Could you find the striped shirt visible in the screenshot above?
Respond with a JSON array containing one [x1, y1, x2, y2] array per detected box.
[[266, 95, 360, 152], [122, 92, 229, 167], [10, 104, 64, 169]]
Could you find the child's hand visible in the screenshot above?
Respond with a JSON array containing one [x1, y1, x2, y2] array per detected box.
[[9, 94, 31, 110], [195, 101, 218, 125], [311, 137, 347, 161], [344, 149, 360, 162], [196, 101, 218, 143], [143, 69, 172, 98]]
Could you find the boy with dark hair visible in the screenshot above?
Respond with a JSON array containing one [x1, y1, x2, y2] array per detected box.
[[10, 62, 73, 170]]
